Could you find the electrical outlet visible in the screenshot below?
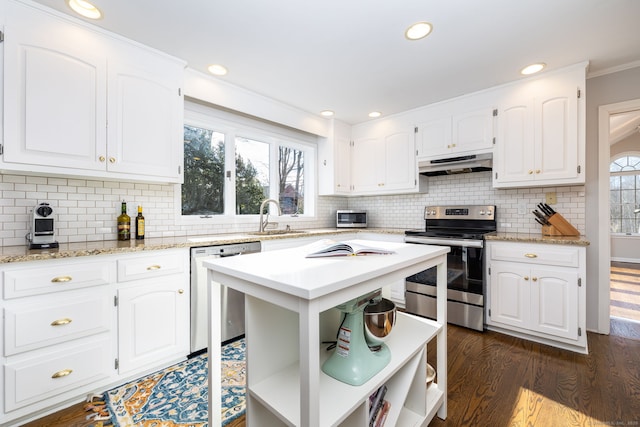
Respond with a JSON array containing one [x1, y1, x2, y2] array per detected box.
[[545, 192, 557, 205], [517, 201, 527, 215]]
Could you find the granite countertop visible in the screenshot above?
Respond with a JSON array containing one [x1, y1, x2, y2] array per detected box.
[[485, 232, 590, 247], [0, 228, 407, 264]]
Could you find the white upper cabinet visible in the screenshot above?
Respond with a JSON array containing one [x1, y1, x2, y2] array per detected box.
[[493, 63, 586, 188], [318, 119, 351, 196], [416, 106, 496, 159], [2, 1, 185, 183], [106, 46, 184, 179], [3, 4, 108, 171], [351, 122, 420, 195]]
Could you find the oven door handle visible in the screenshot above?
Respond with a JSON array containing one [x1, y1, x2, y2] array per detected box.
[[404, 236, 484, 248]]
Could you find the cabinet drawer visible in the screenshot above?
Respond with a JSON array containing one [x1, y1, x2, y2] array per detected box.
[[490, 243, 579, 268], [3, 260, 114, 299], [117, 250, 186, 282], [4, 336, 112, 412], [4, 287, 112, 356]]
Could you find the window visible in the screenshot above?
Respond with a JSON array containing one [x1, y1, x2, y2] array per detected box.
[[182, 101, 315, 220], [182, 126, 225, 215], [610, 154, 640, 234]]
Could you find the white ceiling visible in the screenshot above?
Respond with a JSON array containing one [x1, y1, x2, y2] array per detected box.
[[30, 0, 640, 125], [610, 110, 640, 145]]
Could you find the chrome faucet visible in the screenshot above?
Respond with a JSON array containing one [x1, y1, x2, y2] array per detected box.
[[259, 198, 282, 232]]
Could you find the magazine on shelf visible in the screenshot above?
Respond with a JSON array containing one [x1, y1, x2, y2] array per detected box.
[[369, 385, 387, 426], [374, 400, 390, 427], [305, 239, 396, 258]]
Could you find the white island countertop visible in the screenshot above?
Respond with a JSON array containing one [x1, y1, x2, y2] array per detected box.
[[203, 239, 449, 302], [203, 239, 450, 427]]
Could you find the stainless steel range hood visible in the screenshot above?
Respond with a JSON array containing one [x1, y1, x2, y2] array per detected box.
[[418, 153, 492, 176]]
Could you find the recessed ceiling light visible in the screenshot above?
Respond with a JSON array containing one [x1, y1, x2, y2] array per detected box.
[[320, 110, 334, 117], [67, 0, 102, 19], [520, 63, 546, 75], [405, 22, 433, 41], [368, 111, 382, 118], [207, 64, 228, 76]]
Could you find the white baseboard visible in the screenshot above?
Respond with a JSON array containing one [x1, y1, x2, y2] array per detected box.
[[611, 257, 640, 264]]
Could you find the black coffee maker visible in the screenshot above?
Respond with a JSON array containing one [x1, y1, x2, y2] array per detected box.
[[28, 202, 59, 249]]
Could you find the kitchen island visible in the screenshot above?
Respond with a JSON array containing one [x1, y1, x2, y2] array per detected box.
[[204, 239, 450, 427]]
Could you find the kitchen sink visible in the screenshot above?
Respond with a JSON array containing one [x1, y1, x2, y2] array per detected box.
[[247, 230, 308, 236]]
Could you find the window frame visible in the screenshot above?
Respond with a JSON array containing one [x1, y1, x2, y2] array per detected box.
[[609, 152, 640, 236], [177, 101, 317, 226]]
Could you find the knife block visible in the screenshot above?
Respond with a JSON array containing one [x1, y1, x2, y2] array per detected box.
[[541, 224, 564, 236], [542, 213, 580, 236]]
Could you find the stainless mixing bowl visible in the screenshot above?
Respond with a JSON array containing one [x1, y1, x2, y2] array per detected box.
[[364, 298, 396, 349]]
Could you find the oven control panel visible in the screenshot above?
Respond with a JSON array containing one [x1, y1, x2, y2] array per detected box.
[[424, 205, 495, 220]]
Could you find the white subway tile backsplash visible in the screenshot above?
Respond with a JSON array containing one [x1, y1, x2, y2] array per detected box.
[[0, 171, 586, 246]]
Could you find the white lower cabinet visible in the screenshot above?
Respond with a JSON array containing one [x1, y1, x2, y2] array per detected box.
[[0, 248, 190, 426], [485, 241, 587, 353], [117, 276, 190, 375], [115, 248, 190, 375], [4, 336, 113, 413]]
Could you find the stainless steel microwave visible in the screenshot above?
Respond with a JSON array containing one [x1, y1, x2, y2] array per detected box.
[[336, 210, 367, 228]]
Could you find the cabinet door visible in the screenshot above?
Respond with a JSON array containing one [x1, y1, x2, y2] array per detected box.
[[351, 136, 384, 193], [117, 276, 189, 374], [416, 116, 451, 158], [334, 133, 352, 194], [3, 4, 107, 171], [452, 107, 495, 154], [494, 95, 535, 185], [318, 119, 351, 195], [534, 87, 579, 183], [107, 54, 183, 181], [489, 262, 530, 328], [383, 128, 416, 192], [530, 267, 579, 340]]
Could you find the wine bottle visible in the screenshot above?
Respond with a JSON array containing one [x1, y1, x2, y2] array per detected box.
[[135, 205, 145, 240], [117, 201, 131, 241]]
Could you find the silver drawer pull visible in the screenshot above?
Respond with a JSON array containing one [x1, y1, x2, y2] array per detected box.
[[51, 276, 73, 283], [147, 265, 161, 271], [51, 318, 72, 326], [524, 253, 538, 259], [52, 369, 73, 379]]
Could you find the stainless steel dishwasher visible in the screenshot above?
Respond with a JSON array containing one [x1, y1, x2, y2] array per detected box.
[[190, 241, 261, 354]]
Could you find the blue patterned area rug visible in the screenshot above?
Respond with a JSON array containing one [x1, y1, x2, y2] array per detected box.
[[104, 339, 246, 426]]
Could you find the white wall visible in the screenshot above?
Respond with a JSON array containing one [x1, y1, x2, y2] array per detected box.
[[611, 235, 640, 263], [585, 65, 640, 333]]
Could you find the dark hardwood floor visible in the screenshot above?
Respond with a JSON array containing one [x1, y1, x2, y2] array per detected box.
[[26, 317, 640, 427]]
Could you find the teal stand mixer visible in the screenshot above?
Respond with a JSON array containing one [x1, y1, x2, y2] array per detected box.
[[322, 289, 396, 386]]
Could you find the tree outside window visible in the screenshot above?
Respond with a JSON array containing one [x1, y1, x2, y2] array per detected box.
[[182, 125, 225, 216], [279, 146, 304, 215]]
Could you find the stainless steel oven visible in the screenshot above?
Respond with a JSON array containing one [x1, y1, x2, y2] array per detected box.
[[404, 205, 496, 331]]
